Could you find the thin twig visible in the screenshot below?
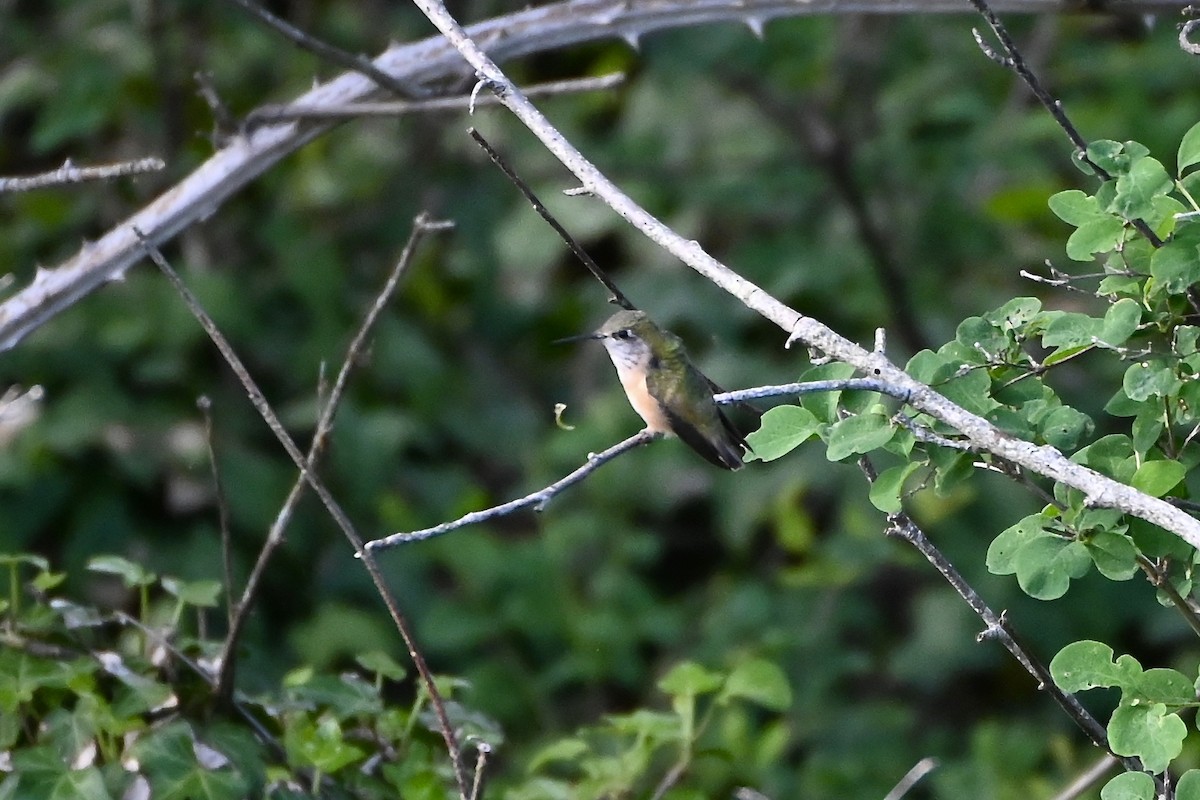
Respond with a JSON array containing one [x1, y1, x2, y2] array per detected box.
[[245, 73, 625, 128], [197, 396, 235, 629], [468, 127, 635, 311], [223, 0, 421, 99], [213, 214, 451, 704], [965, 0, 1164, 247], [714, 378, 908, 404], [1049, 754, 1119, 800], [366, 430, 659, 550], [133, 230, 470, 799], [881, 757, 939, 800], [469, 742, 491, 800], [368, 377, 920, 551], [0, 157, 164, 193], [194, 71, 239, 145]]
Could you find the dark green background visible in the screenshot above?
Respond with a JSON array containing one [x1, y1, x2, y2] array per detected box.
[[2, 1, 1198, 796]]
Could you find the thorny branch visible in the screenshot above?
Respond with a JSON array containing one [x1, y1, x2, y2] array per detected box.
[[2, 0, 1189, 351]]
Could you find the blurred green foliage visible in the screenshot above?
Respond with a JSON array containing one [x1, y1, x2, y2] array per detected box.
[[4, 1, 1200, 797]]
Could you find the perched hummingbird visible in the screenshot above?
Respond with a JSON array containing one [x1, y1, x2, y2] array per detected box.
[[563, 309, 749, 470]]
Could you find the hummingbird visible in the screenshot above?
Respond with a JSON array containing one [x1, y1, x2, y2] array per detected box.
[[562, 309, 749, 470]]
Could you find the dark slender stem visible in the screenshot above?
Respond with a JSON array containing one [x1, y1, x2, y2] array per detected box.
[[197, 396, 235, 629], [859, 455, 1156, 783], [966, 0, 1164, 247], [468, 127, 636, 311], [134, 228, 470, 799], [213, 214, 451, 705], [223, 0, 422, 99]]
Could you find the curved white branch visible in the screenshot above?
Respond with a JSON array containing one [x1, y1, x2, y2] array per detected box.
[[0, 0, 1186, 350], [406, 0, 1200, 549]]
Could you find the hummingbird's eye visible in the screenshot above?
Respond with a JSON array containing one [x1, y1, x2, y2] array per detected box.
[[613, 329, 632, 340]]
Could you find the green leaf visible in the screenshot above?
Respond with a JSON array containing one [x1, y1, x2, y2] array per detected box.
[[718, 659, 792, 711], [1084, 530, 1139, 581], [9, 747, 113, 800], [1151, 223, 1200, 295], [135, 721, 249, 800], [1050, 640, 1141, 693], [285, 716, 365, 774], [1108, 702, 1186, 774], [1088, 140, 1129, 173], [825, 412, 894, 462], [1179, 120, 1200, 172], [905, 350, 957, 384], [1122, 363, 1181, 402], [986, 515, 1047, 576], [1134, 668, 1195, 706], [1073, 434, 1135, 477], [1130, 460, 1186, 497], [160, 577, 222, 608], [1041, 312, 1101, 349], [1100, 771, 1155, 800], [86, 555, 155, 588], [868, 462, 922, 513], [1014, 535, 1090, 600], [1048, 189, 1105, 226], [1111, 157, 1172, 221], [1175, 769, 1200, 800], [983, 297, 1043, 330], [354, 651, 407, 682], [1066, 216, 1125, 261], [657, 661, 724, 697], [1099, 299, 1142, 346], [743, 406, 821, 462], [1038, 405, 1092, 451]]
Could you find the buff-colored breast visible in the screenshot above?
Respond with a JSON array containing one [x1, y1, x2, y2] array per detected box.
[[616, 365, 672, 433]]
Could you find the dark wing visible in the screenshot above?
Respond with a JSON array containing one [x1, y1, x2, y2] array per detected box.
[[651, 360, 747, 471]]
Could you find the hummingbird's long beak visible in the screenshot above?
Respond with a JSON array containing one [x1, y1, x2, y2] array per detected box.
[[552, 331, 604, 345]]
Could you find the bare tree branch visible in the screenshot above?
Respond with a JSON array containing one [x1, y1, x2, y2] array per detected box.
[[404, 0, 1200, 552], [0, 0, 1188, 351]]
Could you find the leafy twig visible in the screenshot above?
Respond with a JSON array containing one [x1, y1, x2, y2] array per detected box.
[[855, 457, 1153, 780], [966, 0, 1164, 246]]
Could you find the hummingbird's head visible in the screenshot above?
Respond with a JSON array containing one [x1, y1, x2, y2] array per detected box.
[[592, 310, 661, 371]]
